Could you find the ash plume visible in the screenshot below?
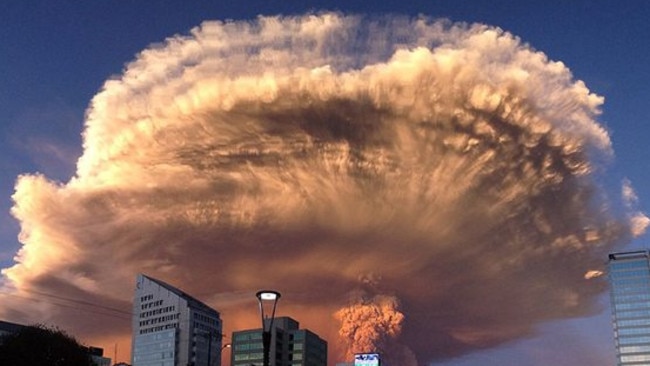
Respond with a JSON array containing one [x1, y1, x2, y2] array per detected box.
[[1, 13, 647, 364], [335, 291, 416, 366]]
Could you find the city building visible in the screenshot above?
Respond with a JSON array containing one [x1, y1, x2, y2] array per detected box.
[[132, 274, 223, 366], [87, 346, 112, 366], [0, 320, 110, 365], [231, 316, 327, 366], [609, 250, 650, 365], [0, 320, 24, 340]]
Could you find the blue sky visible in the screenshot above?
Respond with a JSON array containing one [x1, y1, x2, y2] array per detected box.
[[1, 1, 649, 365]]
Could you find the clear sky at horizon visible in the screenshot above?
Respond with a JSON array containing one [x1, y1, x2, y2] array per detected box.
[[1, 1, 649, 365]]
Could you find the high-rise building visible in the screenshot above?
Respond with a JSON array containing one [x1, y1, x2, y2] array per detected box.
[[231, 316, 327, 366], [609, 250, 650, 365], [132, 274, 223, 366]]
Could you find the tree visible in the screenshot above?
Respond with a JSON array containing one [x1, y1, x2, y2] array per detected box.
[[0, 324, 95, 366]]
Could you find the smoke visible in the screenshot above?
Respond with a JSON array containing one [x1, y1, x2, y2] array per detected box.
[[1, 13, 647, 364], [335, 290, 416, 366]]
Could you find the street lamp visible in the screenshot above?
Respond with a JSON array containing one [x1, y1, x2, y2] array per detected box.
[[256, 290, 281, 366]]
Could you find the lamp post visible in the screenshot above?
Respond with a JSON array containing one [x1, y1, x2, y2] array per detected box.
[[219, 343, 231, 366], [256, 290, 281, 366]]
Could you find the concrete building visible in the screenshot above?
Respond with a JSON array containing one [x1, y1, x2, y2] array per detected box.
[[132, 274, 223, 366], [230, 316, 327, 366], [609, 250, 650, 365]]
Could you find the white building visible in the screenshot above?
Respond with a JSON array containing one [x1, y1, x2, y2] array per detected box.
[[132, 274, 223, 366]]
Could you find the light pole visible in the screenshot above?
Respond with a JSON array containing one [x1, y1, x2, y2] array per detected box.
[[256, 290, 281, 366], [219, 343, 231, 366]]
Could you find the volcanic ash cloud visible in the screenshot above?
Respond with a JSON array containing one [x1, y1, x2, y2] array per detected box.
[[3, 13, 648, 364]]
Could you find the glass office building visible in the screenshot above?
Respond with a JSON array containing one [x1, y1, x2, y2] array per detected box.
[[231, 317, 327, 366], [609, 250, 650, 365]]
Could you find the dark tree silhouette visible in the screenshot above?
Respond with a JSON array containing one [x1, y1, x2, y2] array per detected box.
[[0, 324, 95, 366]]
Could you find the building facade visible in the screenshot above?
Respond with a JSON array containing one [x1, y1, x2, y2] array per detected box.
[[132, 274, 223, 366], [231, 317, 327, 366], [609, 250, 650, 365]]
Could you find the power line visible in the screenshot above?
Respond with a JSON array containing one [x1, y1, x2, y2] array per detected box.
[[23, 288, 132, 315], [0, 289, 132, 321]]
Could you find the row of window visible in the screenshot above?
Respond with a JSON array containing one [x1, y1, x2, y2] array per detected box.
[[234, 353, 263, 361], [135, 330, 175, 343], [618, 335, 650, 345], [617, 318, 650, 328], [616, 309, 650, 320], [234, 342, 263, 351], [619, 344, 650, 354], [612, 282, 650, 291], [193, 322, 221, 334], [134, 341, 175, 354], [141, 300, 164, 310], [139, 323, 178, 335], [610, 260, 650, 271], [140, 306, 176, 318], [611, 269, 650, 279], [611, 277, 650, 288], [291, 332, 305, 341], [194, 312, 219, 325], [612, 285, 650, 296], [139, 313, 180, 327], [616, 327, 650, 336], [613, 293, 650, 303], [133, 351, 174, 362], [620, 353, 650, 363], [234, 332, 263, 341], [140, 294, 154, 302], [614, 301, 650, 311]]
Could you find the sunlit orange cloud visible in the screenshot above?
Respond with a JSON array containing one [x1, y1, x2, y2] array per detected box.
[[1, 13, 647, 365]]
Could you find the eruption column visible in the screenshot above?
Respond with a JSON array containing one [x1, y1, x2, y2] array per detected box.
[[2, 13, 647, 364]]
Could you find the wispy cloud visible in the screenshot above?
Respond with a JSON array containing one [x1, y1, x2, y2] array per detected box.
[[6, 101, 82, 181]]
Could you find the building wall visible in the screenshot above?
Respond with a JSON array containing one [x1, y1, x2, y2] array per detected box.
[[132, 274, 222, 366], [609, 250, 650, 365]]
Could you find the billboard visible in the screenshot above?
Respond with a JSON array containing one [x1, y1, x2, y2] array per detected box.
[[354, 353, 380, 366]]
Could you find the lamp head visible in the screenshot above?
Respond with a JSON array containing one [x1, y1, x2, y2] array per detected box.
[[256, 290, 281, 301]]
